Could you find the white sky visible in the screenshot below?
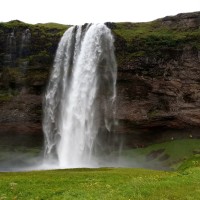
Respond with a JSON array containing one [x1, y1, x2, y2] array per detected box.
[[1, 0, 199, 25]]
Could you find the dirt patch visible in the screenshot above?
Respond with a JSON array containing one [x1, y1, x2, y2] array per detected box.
[[158, 154, 170, 161], [146, 149, 165, 161]]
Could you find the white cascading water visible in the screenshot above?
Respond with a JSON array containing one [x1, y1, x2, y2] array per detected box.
[[43, 24, 117, 168], [20, 29, 31, 58], [20, 29, 31, 72], [5, 31, 16, 67]]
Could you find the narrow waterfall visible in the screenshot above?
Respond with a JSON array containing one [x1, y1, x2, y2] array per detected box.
[[20, 29, 31, 55], [43, 24, 117, 168], [20, 29, 31, 72], [5, 31, 16, 67]]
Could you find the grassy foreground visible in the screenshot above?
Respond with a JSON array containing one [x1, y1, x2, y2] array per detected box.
[[0, 157, 200, 200]]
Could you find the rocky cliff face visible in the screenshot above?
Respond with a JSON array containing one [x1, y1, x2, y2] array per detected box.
[[112, 12, 200, 145], [0, 12, 200, 146], [0, 21, 67, 135]]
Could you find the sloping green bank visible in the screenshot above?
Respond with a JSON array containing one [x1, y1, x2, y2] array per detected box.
[[121, 139, 200, 170]]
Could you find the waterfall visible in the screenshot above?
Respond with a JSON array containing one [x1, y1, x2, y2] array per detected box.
[[43, 24, 117, 168], [4, 29, 31, 69], [5, 31, 16, 67], [20, 29, 31, 57], [19, 29, 31, 72]]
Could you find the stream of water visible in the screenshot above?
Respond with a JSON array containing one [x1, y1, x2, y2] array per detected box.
[[43, 24, 117, 168]]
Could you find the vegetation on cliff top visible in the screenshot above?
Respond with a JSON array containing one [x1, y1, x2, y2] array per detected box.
[[0, 20, 68, 69], [112, 16, 200, 67]]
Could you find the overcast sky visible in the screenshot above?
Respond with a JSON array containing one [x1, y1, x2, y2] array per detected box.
[[1, 0, 199, 25]]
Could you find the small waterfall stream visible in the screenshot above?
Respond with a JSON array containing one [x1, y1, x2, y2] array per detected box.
[[43, 24, 117, 168], [20, 29, 31, 72], [20, 29, 31, 57], [5, 31, 16, 67]]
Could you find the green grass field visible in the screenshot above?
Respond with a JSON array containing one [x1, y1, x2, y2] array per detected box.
[[0, 160, 200, 200], [0, 139, 200, 199]]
